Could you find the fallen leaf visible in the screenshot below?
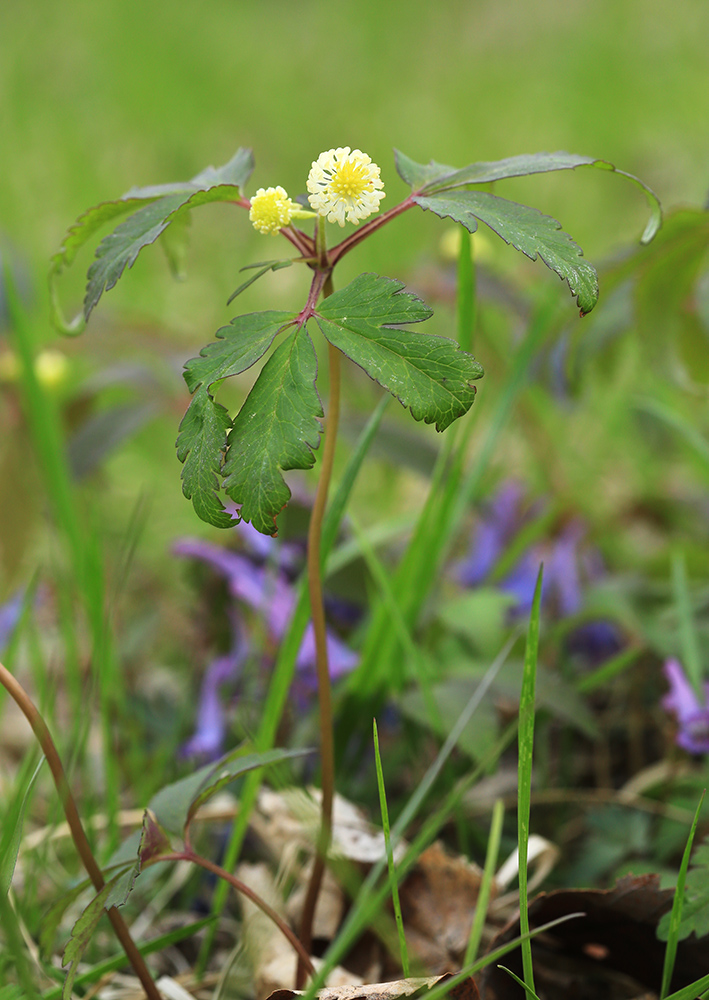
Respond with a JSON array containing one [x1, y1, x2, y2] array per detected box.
[[480, 873, 709, 1000], [266, 971, 479, 1000], [398, 842, 486, 974]]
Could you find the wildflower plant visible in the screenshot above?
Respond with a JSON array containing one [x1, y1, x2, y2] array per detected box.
[[0, 143, 662, 992]]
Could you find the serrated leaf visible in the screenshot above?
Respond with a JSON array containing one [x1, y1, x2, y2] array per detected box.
[[223, 327, 323, 535], [395, 149, 661, 245], [104, 860, 141, 910], [314, 272, 483, 430], [50, 147, 254, 333], [61, 871, 126, 1000], [177, 387, 235, 528], [124, 147, 254, 199], [183, 310, 293, 394], [416, 191, 599, 315], [85, 185, 246, 320], [177, 311, 293, 527], [38, 862, 135, 958], [147, 746, 311, 837]]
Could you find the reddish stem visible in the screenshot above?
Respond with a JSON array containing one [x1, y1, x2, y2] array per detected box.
[[0, 660, 161, 1000], [155, 850, 316, 978]]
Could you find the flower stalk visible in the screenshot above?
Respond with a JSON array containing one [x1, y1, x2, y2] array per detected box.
[[297, 271, 340, 985]]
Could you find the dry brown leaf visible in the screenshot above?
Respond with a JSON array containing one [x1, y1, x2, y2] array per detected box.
[[266, 971, 480, 1000], [398, 842, 486, 974], [480, 873, 709, 1000]]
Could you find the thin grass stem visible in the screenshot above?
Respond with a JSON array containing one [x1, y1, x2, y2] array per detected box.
[[465, 797, 504, 966], [518, 566, 544, 999], [660, 789, 706, 999], [373, 719, 409, 977], [671, 549, 703, 698]]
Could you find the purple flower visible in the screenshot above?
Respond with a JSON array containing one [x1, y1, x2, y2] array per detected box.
[[455, 482, 623, 662], [175, 528, 357, 755], [662, 659, 709, 755], [456, 481, 526, 587], [0, 591, 25, 653]]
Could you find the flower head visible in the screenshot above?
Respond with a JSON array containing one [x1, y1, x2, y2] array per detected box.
[[307, 147, 385, 227], [662, 659, 709, 755], [249, 186, 298, 235]]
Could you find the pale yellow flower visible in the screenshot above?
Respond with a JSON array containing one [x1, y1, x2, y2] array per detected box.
[[249, 186, 298, 235], [307, 147, 385, 227]]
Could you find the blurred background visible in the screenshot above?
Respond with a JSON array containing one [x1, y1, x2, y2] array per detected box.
[[3, 1, 709, 975]]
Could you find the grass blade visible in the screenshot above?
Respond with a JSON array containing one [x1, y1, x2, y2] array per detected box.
[[373, 719, 409, 977], [660, 790, 706, 999], [464, 797, 504, 966], [518, 565, 544, 999], [498, 965, 542, 1000], [671, 549, 703, 698]]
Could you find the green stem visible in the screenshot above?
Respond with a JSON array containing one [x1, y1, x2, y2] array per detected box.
[[0, 660, 161, 1000], [297, 275, 341, 986]]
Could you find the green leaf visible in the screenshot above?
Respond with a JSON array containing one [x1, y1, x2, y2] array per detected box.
[[61, 871, 126, 1000], [0, 755, 44, 896], [50, 148, 254, 333], [223, 327, 323, 535], [147, 745, 311, 837], [183, 310, 293, 394], [315, 273, 483, 431], [41, 917, 217, 1000], [415, 191, 599, 315], [177, 309, 294, 527], [38, 864, 134, 959], [395, 148, 661, 244], [176, 387, 235, 528]]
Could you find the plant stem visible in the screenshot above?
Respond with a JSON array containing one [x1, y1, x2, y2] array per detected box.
[[297, 275, 341, 986], [157, 851, 316, 978], [0, 660, 161, 1000]]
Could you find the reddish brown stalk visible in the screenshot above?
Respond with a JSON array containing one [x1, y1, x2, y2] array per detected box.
[[328, 197, 415, 265], [0, 660, 161, 1000], [296, 343, 341, 989], [157, 851, 316, 978]]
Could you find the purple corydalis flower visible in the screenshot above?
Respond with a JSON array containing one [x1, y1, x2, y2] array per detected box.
[[456, 481, 526, 587], [455, 482, 623, 662], [175, 529, 358, 755], [662, 659, 709, 755], [0, 591, 24, 652], [181, 648, 246, 759], [173, 538, 295, 637]]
